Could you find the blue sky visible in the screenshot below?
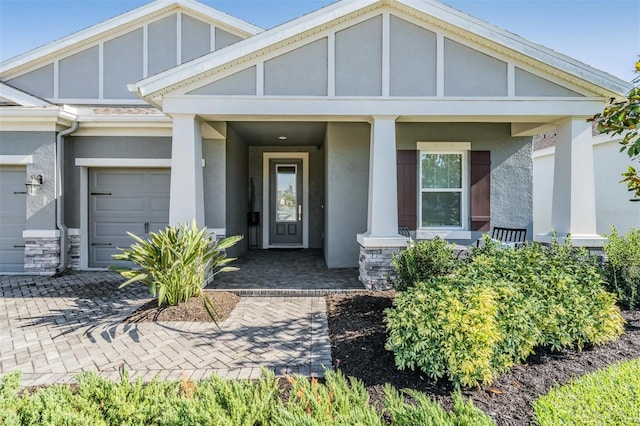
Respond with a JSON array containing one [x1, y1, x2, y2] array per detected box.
[[0, 0, 638, 82]]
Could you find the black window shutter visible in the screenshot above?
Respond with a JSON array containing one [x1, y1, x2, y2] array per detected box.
[[470, 151, 491, 231], [397, 150, 418, 230]]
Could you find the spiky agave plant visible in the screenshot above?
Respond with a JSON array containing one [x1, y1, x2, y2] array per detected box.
[[110, 220, 242, 323]]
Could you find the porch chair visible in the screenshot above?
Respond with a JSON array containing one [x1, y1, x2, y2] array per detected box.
[[476, 226, 527, 248]]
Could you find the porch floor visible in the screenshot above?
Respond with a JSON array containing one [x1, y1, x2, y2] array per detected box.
[[209, 249, 364, 291]]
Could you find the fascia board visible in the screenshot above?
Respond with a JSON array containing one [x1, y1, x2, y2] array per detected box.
[[0, 107, 62, 118], [132, 0, 379, 97], [178, 0, 263, 35], [399, 0, 631, 95], [0, 83, 52, 107], [0, 0, 263, 76]]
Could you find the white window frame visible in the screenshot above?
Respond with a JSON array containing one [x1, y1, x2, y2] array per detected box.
[[417, 142, 470, 232]]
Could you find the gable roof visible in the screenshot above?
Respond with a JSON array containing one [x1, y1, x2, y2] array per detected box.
[[0, 0, 263, 78], [131, 0, 631, 101], [0, 82, 53, 107]]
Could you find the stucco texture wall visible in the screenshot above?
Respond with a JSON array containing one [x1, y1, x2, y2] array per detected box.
[[324, 122, 370, 268], [396, 123, 533, 241], [224, 126, 248, 257], [0, 131, 57, 230]]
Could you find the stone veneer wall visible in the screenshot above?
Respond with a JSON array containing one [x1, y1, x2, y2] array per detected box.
[[68, 231, 80, 270], [24, 237, 59, 275], [359, 245, 404, 290]]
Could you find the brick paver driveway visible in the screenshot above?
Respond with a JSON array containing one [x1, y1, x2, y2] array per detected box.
[[0, 272, 332, 387]]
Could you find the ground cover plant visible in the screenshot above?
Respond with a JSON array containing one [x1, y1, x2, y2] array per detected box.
[[603, 227, 640, 309], [385, 238, 625, 387], [0, 370, 491, 426], [533, 358, 640, 425], [111, 221, 241, 321]]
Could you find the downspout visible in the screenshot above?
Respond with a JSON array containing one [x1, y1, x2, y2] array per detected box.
[[56, 121, 79, 274]]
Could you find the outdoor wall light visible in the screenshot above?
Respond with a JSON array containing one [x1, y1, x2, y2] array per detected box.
[[26, 175, 43, 196]]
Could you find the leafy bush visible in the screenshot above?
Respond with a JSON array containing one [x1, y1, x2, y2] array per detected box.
[[111, 221, 241, 320], [0, 369, 495, 425], [533, 358, 640, 425], [603, 227, 640, 309], [391, 237, 459, 291], [386, 279, 501, 387], [386, 239, 625, 387]]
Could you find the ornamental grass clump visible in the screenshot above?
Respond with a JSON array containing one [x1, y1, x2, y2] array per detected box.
[[603, 227, 640, 309], [110, 221, 241, 321], [385, 238, 625, 387]]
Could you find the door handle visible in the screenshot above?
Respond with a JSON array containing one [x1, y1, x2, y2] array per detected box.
[[298, 205, 302, 221], [144, 222, 149, 233]]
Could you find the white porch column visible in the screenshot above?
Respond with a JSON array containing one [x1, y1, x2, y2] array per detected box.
[[537, 117, 604, 246], [169, 114, 205, 226], [357, 116, 408, 290], [360, 116, 403, 241]]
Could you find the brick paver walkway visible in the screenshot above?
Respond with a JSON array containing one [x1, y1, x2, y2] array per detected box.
[[0, 272, 332, 387]]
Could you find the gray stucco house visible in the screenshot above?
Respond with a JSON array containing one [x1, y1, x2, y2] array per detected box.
[[0, 0, 629, 288]]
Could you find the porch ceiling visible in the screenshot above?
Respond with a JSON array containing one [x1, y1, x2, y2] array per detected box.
[[227, 121, 327, 146]]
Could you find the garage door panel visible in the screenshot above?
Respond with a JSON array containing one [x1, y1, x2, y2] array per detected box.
[[94, 222, 145, 238], [94, 171, 145, 189], [93, 196, 146, 213], [0, 167, 26, 272], [149, 172, 170, 189], [149, 196, 170, 214], [90, 168, 169, 268]]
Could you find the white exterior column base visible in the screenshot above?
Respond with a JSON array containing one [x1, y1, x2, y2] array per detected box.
[[169, 114, 205, 226], [357, 234, 409, 290], [535, 232, 607, 248]]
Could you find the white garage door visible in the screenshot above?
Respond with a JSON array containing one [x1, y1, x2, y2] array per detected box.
[[90, 168, 170, 268], [0, 167, 26, 272]]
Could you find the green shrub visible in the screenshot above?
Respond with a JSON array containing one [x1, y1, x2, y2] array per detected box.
[[391, 237, 459, 291], [384, 386, 494, 426], [386, 278, 505, 387], [603, 227, 640, 309], [0, 371, 21, 426], [386, 239, 625, 387], [533, 358, 640, 426], [111, 221, 242, 321], [1, 369, 496, 425], [273, 371, 382, 425]]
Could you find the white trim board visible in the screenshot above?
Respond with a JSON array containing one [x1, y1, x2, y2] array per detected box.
[[0, 155, 33, 165], [262, 152, 309, 249]]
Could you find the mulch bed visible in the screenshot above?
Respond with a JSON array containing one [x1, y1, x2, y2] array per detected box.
[[125, 291, 239, 323], [326, 291, 640, 426]]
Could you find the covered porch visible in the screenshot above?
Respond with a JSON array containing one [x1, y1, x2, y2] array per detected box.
[[210, 248, 362, 291]]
